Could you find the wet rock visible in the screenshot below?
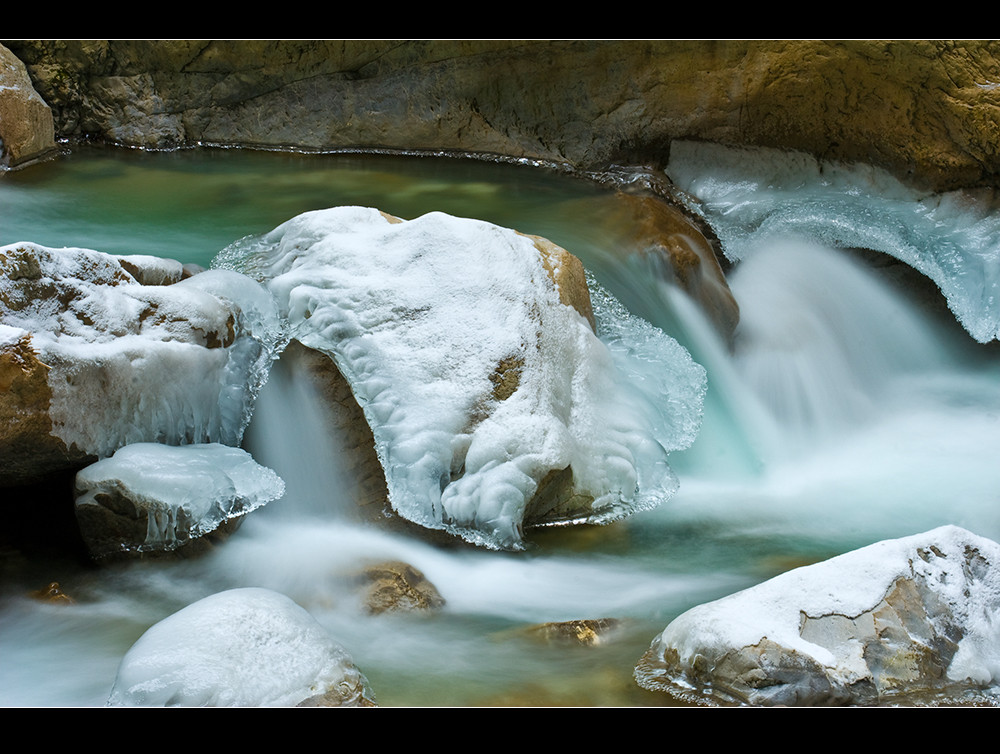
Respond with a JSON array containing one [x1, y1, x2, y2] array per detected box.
[[524, 618, 622, 647], [356, 561, 445, 615], [29, 581, 74, 604], [575, 192, 739, 341], [0, 43, 55, 167], [108, 587, 374, 707], [635, 526, 1000, 706]]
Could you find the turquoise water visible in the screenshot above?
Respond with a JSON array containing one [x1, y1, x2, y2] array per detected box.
[[2, 146, 999, 706]]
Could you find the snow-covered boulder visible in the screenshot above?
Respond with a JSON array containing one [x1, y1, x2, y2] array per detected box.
[[74, 443, 284, 559], [635, 526, 1000, 706], [108, 588, 373, 707], [216, 207, 705, 549], [0, 243, 284, 485]]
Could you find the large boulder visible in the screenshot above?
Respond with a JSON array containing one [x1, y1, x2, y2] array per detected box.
[[6, 40, 1000, 191], [74, 443, 284, 560], [218, 207, 705, 549], [0, 243, 284, 486], [574, 191, 739, 341], [635, 526, 1000, 706], [108, 587, 374, 707], [0, 43, 55, 166]]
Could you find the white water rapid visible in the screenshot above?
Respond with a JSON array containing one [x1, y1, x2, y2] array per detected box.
[[1, 148, 998, 706]]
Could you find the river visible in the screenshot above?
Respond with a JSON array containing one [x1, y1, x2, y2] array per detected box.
[[1, 144, 998, 706]]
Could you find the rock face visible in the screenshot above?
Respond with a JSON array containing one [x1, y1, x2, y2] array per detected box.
[[217, 207, 705, 549], [108, 587, 373, 707], [0, 44, 55, 166], [74, 443, 284, 560], [6, 40, 1000, 191], [635, 526, 1000, 706], [0, 243, 284, 486]]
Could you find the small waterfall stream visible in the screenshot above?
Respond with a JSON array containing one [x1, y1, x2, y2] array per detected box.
[[1, 146, 998, 706]]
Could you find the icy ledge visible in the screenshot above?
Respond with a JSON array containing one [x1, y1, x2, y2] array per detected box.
[[0, 243, 285, 465], [74, 443, 285, 558], [667, 140, 1000, 343], [108, 588, 373, 707], [216, 207, 706, 549], [635, 525, 1000, 706]]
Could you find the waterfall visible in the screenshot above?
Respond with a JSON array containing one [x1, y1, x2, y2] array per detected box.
[[2, 147, 999, 706]]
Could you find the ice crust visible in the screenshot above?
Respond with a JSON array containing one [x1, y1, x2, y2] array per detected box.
[[75, 443, 285, 551], [216, 207, 706, 549], [0, 243, 285, 456], [108, 588, 370, 707], [667, 140, 1000, 343], [637, 525, 1000, 702]]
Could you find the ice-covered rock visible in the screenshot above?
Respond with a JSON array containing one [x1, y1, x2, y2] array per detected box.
[[0, 243, 285, 484], [216, 207, 706, 549], [635, 526, 1000, 706], [108, 588, 373, 707], [74, 443, 284, 559]]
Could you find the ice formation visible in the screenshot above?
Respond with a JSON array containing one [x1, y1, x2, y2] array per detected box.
[[215, 207, 706, 549], [635, 526, 1000, 706], [108, 588, 372, 707], [0, 243, 285, 457], [75, 443, 285, 555], [667, 140, 1000, 343]]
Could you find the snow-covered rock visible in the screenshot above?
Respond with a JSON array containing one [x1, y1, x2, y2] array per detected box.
[[216, 207, 706, 549], [74, 443, 284, 559], [635, 526, 1000, 706], [108, 588, 373, 707], [0, 243, 284, 484]]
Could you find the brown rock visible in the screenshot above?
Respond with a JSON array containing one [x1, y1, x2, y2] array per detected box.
[[0, 331, 95, 486], [526, 234, 596, 331], [30, 581, 74, 604], [524, 618, 622, 647], [580, 192, 739, 341], [0, 43, 55, 166], [356, 560, 445, 615]]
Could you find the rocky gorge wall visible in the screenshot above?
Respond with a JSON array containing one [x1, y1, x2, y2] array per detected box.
[[3, 40, 1000, 192]]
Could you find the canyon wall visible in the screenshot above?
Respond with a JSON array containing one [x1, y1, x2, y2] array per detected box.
[[4, 40, 1000, 191]]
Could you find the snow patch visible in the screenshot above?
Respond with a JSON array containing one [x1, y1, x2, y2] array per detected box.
[[108, 588, 370, 707]]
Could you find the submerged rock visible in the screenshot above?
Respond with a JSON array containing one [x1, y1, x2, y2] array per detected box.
[[108, 587, 373, 707], [356, 560, 445, 615], [0, 243, 284, 486], [218, 207, 705, 549], [635, 526, 1000, 706], [524, 618, 623, 647], [74, 443, 284, 560], [29, 581, 74, 604]]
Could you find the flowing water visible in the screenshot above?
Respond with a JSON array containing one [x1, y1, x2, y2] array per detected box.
[[1, 145, 999, 706]]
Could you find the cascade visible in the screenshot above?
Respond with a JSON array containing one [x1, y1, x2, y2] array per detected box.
[[1, 148, 999, 706]]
